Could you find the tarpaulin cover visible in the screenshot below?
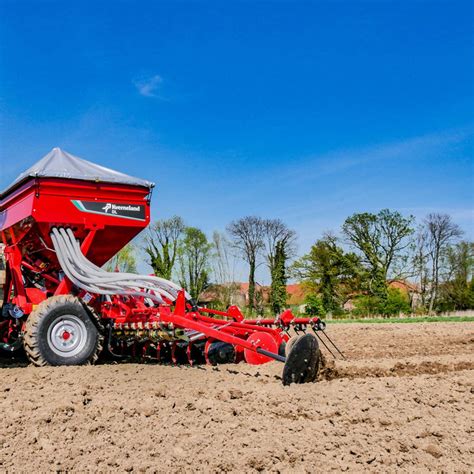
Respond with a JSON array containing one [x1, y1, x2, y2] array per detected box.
[[1, 147, 154, 197]]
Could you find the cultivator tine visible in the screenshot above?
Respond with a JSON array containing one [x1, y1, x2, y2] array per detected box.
[[313, 331, 336, 359], [104, 323, 130, 360], [186, 343, 193, 365], [142, 341, 150, 358], [186, 342, 206, 366], [294, 325, 302, 335], [156, 342, 161, 360], [320, 330, 345, 360], [171, 342, 178, 364], [158, 341, 172, 363]]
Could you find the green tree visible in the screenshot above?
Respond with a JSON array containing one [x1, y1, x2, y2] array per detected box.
[[351, 295, 380, 317], [178, 227, 212, 301], [270, 240, 288, 314], [144, 216, 184, 279], [438, 241, 474, 311], [303, 294, 325, 317], [263, 219, 295, 315], [381, 288, 411, 315], [342, 209, 414, 299], [105, 244, 137, 273], [292, 234, 363, 313], [352, 288, 411, 317]]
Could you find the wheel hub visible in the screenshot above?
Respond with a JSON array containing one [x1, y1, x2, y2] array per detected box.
[[48, 315, 88, 357]]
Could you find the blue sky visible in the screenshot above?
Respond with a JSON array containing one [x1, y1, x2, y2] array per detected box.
[[0, 0, 473, 278]]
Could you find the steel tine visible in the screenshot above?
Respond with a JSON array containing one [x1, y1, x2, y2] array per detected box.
[[313, 331, 336, 359], [321, 330, 346, 360]]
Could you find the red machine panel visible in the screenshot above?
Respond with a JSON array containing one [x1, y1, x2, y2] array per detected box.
[[0, 177, 151, 266]]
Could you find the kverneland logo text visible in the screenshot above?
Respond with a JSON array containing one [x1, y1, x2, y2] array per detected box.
[[102, 203, 141, 213], [72, 200, 146, 221]]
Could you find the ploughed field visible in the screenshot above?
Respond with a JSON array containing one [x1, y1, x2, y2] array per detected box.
[[0, 322, 473, 472]]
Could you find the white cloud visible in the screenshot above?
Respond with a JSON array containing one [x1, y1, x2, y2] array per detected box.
[[133, 75, 163, 98]]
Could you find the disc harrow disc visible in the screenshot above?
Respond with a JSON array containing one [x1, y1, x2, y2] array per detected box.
[[244, 332, 278, 365], [282, 333, 320, 385]]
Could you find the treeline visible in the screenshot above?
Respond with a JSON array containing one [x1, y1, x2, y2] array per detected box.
[[110, 210, 474, 317]]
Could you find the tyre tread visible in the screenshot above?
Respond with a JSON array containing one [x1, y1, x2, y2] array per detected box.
[[24, 295, 103, 367]]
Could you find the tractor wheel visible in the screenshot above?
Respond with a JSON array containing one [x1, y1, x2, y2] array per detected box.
[[24, 295, 103, 366]]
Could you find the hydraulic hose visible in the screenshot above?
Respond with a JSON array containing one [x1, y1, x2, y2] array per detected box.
[[50, 227, 188, 304], [52, 231, 165, 303], [60, 228, 186, 299], [51, 232, 140, 296]]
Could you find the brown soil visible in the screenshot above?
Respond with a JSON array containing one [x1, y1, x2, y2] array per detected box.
[[0, 322, 473, 472]]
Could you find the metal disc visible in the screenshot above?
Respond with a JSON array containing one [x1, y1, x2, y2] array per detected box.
[[244, 332, 278, 365], [285, 335, 303, 356], [282, 333, 320, 386]]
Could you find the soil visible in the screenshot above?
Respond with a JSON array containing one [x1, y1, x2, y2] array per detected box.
[[0, 322, 473, 472]]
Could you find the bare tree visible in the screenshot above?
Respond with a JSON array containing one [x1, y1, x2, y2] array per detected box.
[[143, 216, 185, 279], [412, 226, 430, 308], [263, 219, 296, 313], [424, 213, 463, 313], [211, 231, 239, 307], [227, 216, 265, 313]]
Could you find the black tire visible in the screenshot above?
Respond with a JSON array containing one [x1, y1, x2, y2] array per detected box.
[[23, 295, 103, 366]]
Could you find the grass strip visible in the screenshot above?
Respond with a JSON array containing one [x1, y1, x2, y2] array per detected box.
[[326, 315, 474, 324]]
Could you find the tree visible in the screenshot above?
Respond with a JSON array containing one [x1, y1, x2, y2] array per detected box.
[[292, 234, 363, 313], [352, 288, 411, 317], [263, 219, 295, 314], [438, 241, 474, 311], [263, 218, 296, 274], [424, 213, 463, 313], [105, 244, 137, 273], [227, 216, 265, 313], [177, 227, 212, 301], [382, 288, 412, 316], [254, 286, 266, 317], [270, 240, 288, 314], [210, 231, 239, 307], [412, 226, 430, 309], [144, 216, 184, 279], [303, 294, 325, 317], [342, 209, 414, 299]]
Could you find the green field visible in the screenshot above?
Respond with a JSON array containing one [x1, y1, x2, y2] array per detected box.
[[327, 315, 474, 324]]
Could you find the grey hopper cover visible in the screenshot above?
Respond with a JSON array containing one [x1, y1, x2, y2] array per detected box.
[[1, 147, 154, 197]]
